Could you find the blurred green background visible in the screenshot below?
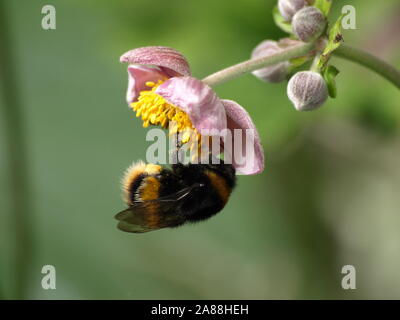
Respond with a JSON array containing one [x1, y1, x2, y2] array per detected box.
[[0, 0, 399, 299]]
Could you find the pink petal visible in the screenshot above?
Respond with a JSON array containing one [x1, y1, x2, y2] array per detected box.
[[126, 65, 169, 103], [155, 77, 227, 132], [221, 99, 265, 175], [120, 46, 191, 77]]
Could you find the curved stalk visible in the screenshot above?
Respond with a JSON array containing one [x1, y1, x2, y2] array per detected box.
[[202, 42, 315, 87], [203, 42, 400, 89], [333, 43, 400, 89]]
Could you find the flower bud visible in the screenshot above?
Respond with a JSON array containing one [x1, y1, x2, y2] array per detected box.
[[278, 0, 306, 21], [251, 40, 289, 83], [287, 71, 328, 111], [292, 7, 326, 42], [277, 37, 304, 49]]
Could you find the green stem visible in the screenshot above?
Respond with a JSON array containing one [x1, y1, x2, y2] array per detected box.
[[310, 53, 321, 73], [333, 44, 400, 88], [202, 42, 400, 89], [202, 42, 315, 87], [0, 0, 34, 299]]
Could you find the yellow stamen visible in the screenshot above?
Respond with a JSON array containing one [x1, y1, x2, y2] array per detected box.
[[181, 131, 191, 144], [145, 81, 155, 87], [131, 80, 201, 152]]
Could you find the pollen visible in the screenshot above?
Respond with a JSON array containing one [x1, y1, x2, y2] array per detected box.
[[130, 80, 202, 149]]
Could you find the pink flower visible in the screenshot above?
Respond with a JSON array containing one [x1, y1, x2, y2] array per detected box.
[[120, 46, 264, 175]]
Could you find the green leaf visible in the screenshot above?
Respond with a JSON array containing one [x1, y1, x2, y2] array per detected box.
[[272, 6, 292, 34], [317, 14, 344, 71], [323, 65, 340, 98], [313, 0, 333, 17]]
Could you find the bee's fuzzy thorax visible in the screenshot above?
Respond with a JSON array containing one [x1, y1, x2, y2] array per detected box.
[[204, 169, 232, 206]]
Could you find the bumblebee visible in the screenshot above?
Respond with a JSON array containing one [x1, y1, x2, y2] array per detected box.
[[115, 160, 236, 233]]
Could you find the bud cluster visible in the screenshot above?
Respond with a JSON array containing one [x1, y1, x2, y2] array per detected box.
[[250, 0, 332, 111], [283, 2, 329, 111], [278, 0, 327, 43]]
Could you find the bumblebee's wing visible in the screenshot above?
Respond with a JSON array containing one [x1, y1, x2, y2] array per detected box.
[[115, 201, 184, 233], [114, 183, 203, 233]]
